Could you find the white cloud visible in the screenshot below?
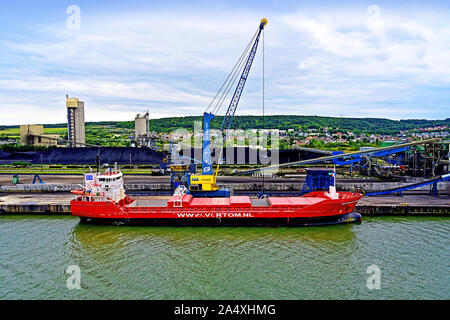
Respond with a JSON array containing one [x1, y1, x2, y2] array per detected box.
[[0, 4, 449, 125]]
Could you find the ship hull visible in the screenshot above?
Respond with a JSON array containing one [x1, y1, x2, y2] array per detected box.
[[71, 191, 363, 227], [78, 212, 362, 227]]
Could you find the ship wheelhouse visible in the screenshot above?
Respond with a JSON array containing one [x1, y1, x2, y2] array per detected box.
[[82, 168, 126, 203]]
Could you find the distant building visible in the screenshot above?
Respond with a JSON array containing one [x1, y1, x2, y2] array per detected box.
[[135, 111, 149, 137], [0, 138, 17, 145], [20, 124, 61, 146], [66, 95, 85, 147], [132, 111, 153, 148]]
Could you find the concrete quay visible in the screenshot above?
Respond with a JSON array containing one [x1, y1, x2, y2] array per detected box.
[[0, 193, 448, 217], [1, 174, 449, 194]]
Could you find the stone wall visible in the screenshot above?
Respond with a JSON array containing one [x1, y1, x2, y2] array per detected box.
[[1, 180, 448, 194]]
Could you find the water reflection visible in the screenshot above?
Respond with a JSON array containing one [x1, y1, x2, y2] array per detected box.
[[1, 216, 447, 299], [65, 222, 360, 299], [70, 222, 358, 252]]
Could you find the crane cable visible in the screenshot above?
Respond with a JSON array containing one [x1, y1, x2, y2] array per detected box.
[[208, 26, 260, 154], [211, 45, 249, 116], [261, 27, 266, 193], [204, 23, 265, 179], [211, 28, 258, 115], [206, 28, 259, 115], [210, 30, 257, 116], [214, 25, 266, 181]]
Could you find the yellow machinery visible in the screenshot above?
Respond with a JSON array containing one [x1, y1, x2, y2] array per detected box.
[[185, 19, 267, 197], [189, 174, 219, 192]]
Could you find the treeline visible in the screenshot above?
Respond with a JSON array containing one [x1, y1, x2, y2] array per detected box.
[[144, 115, 450, 135], [2, 116, 449, 136], [0, 144, 56, 152]]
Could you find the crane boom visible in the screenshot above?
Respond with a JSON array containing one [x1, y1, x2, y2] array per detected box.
[[187, 19, 267, 196], [219, 19, 267, 135], [201, 18, 267, 177]]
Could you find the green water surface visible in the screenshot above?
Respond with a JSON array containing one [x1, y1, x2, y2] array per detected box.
[[0, 215, 448, 299]]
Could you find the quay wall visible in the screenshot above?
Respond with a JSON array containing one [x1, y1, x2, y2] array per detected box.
[[1, 181, 449, 193]]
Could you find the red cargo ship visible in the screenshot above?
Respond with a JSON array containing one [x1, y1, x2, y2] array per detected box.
[[70, 169, 363, 226]]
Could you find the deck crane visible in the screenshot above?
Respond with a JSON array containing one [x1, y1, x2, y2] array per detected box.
[[187, 18, 268, 196]]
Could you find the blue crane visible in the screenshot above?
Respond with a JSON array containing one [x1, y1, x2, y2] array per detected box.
[[188, 18, 268, 196]]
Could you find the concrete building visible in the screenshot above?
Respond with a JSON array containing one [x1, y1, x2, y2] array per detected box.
[[20, 125, 43, 145], [133, 111, 153, 148], [20, 124, 61, 147], [66, 95, 85, 147], [135, 111, 149, 137]]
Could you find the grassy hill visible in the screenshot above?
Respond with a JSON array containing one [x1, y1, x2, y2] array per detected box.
[[142, 115, 449, 135], [2, 116, 449, 136]]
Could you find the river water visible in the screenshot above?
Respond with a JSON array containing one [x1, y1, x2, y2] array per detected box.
[[0, 215, 448, 299]]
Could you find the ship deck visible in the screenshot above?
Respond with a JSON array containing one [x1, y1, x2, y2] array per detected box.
[[124, 196, 328, 209], [250, 198, 270, 207], [127, 198, 273, 208], [127, 199, 169, 207]]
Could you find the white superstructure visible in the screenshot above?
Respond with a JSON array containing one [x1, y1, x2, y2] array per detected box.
[[83, 168, 126, 202]]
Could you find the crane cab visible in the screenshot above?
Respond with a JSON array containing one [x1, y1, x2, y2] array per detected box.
[[189, 174, 219, 192], [188, 173, 230, 197]]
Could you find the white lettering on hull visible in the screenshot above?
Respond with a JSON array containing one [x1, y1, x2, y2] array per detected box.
[[176, 212, 254, 218]]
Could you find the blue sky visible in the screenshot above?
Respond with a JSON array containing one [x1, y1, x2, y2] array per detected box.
[[1, 0, 449, 125]]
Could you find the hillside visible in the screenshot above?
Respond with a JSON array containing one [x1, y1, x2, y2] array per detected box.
[[2, 115, 449, 136], [142, 115, 450, 135]]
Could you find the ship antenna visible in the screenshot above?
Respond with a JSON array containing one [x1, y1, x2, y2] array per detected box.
[[333, 165, 336, 187], [96, 149, 100, 175]]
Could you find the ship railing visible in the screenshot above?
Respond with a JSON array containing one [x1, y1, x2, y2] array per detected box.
[[172, 185, 188, 208], [340, 192, 357, 199], [81, 195, 108, 202], [173, 197, 183, 208]]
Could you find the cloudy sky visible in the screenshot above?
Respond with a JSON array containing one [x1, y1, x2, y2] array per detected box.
[[0, 0, 449, 125]]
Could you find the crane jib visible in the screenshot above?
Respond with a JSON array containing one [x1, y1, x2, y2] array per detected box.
[[200, 20, 266, 180], [220, 24, 265, 136]]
